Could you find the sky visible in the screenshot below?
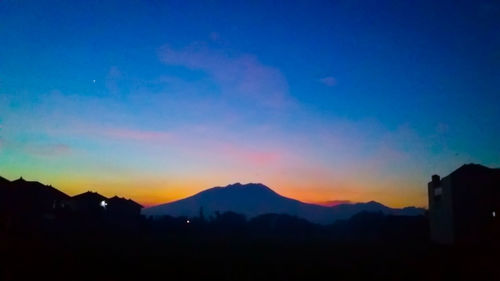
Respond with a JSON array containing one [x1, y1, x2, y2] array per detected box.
[[0, 0, 499, 208]]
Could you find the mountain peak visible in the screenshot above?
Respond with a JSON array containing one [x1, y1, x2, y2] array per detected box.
[[224, 182, 267, 188], [359, 201, 386, 208], [221, 182, 275, 194]]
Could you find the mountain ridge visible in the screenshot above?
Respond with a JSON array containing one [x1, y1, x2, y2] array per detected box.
[[143, 182, 424, 224], [0, 176, 425, 224]]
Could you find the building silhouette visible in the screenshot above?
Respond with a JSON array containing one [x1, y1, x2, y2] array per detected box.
[[65, 191, 143, 219], [0, 177, 69, 220], [428, 164, 500, 244], [107, 196, 143, 218], [66, 191, 108, 216]]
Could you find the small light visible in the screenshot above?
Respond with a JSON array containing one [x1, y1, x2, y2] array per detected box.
[[100, 200, 107, 208], [186, 220, 190, 224], [493, 211, 496, 218]]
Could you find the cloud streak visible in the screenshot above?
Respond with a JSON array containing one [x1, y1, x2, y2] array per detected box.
[[103, 128, 171, 142], [44, 121, 172, 144], [319, 76, 336, 87], [218, 143, 281, 166], [24, 143, 71, 157], [159, 44, 290, 108]]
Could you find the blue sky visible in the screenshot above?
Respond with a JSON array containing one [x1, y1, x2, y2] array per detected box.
[[0, 0, 499, 207]]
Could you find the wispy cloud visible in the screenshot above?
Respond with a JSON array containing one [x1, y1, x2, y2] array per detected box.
[[319, 76, 337, 87], [219, 143, 281, 166], [103, 128, 171, 142], [24, 143, 71, 157], [159, 44, 290, 108], [209, 32, 220, 41], [43, 119, 172, 144], [105, 66, 122, 96], [62, 125, 172, 143]]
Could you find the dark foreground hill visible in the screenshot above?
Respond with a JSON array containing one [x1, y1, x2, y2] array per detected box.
[[1, 176, 498, 280], [143, 182, 424, 224], [2, 208, 499, 281]]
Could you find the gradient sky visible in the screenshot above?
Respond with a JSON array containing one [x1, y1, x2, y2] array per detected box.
[[1, 0, 499, 208]]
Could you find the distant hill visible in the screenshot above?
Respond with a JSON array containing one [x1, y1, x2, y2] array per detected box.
[[318, 200, 352, 207], [143, 183, 425, 224]]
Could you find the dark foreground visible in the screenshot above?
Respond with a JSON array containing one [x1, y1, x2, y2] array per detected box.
[[1, 213, 499, 281]]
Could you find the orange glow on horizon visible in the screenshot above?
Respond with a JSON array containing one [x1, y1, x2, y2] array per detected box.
[[0, 172, 428, 209]]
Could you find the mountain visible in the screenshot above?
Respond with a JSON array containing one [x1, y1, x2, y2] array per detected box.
[[143, 183, 425, 224], [318, 200, 352, 207]]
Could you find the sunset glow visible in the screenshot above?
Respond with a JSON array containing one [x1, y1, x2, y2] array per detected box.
[[1, 1, 499, 209]]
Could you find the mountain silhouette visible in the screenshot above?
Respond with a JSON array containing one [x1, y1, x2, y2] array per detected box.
[[319, 200, 352, 206], [143, 183, 424, 224]]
